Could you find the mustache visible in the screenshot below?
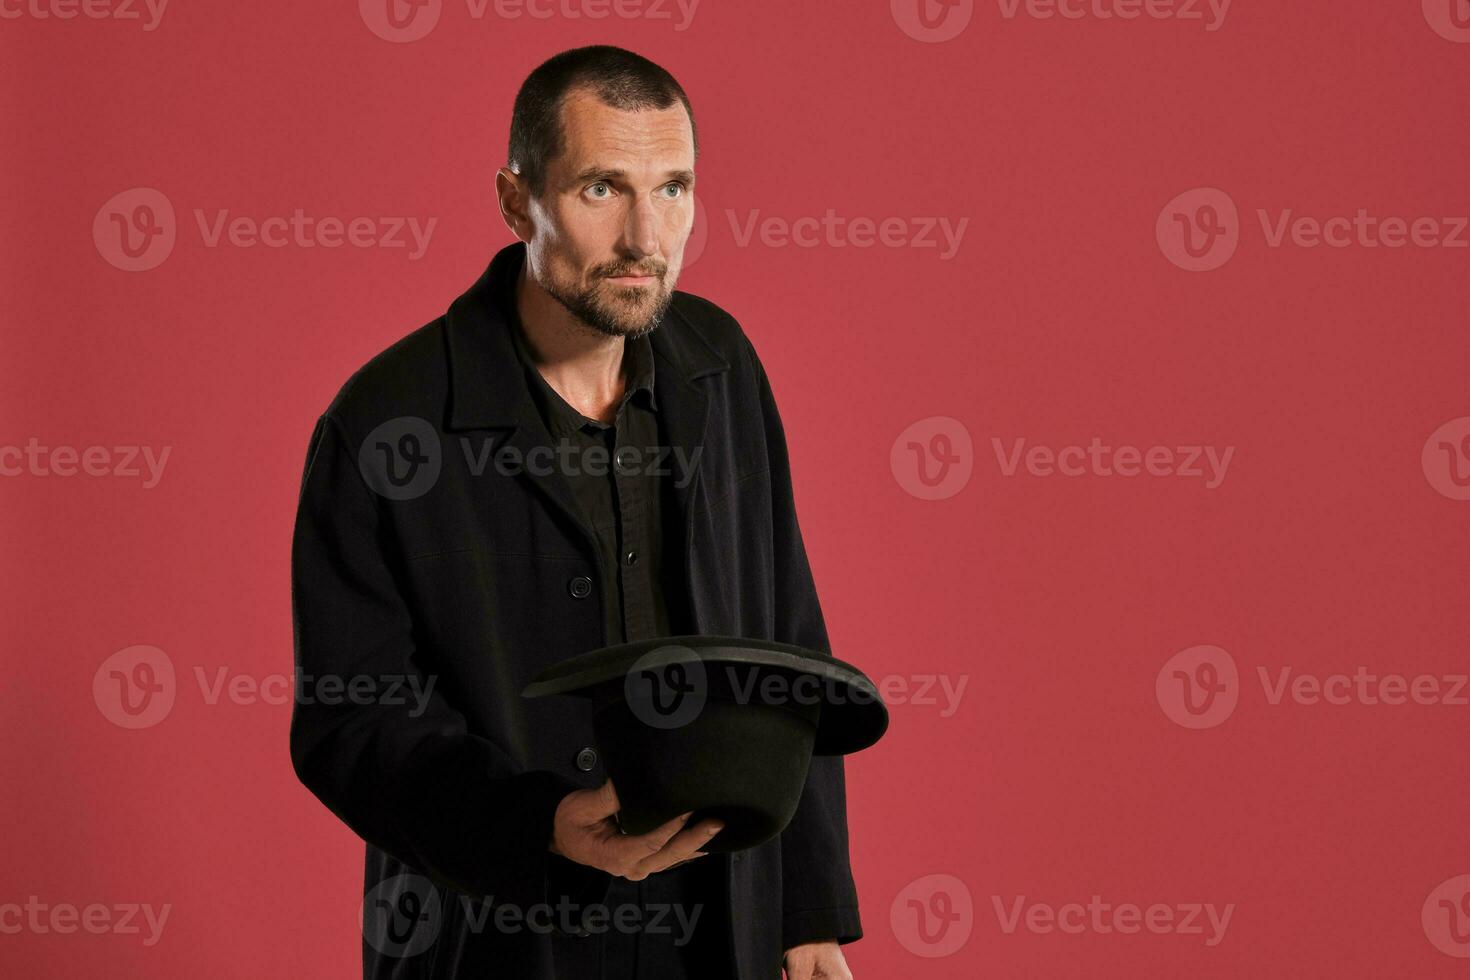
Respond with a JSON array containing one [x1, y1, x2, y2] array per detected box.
[[601, 265, 665, 278]]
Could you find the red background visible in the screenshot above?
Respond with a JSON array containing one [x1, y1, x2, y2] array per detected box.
[[3, 0, 1468, 976]]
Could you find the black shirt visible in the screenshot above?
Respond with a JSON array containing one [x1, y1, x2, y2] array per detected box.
[[498, 285, 733, 977], [506, 316, 678, 646]]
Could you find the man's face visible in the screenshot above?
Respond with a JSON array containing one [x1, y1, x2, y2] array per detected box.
[[520, 88, 696, 339]]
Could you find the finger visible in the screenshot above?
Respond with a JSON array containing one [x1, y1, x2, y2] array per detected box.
[[604, 809, 694, 860], [631, 818, 723, 876], [580, 779, 621, 821], [619, 815, 709, 877], [658, 850, 710, 872], [783, 949, 814, 980]]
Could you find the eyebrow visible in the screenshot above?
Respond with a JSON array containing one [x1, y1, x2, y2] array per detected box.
[[569, 166, 696, 187]]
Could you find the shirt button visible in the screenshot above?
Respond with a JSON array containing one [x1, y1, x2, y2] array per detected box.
[[568, 576, 593, 599], [574, 747, 598, 772], [615, 448, 638, 473], [623, 550, 638, 566]]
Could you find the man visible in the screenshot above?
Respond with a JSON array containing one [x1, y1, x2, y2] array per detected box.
[[290, 45, 863, 979]]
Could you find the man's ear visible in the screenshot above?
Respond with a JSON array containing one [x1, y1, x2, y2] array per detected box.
[[495, 167, 533, 242]]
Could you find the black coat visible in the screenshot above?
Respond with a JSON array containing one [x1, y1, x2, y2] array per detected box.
[[289, 241, 863, 979]]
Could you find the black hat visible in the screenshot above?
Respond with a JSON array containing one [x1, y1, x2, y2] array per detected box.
[[522, 635, 889, 852]]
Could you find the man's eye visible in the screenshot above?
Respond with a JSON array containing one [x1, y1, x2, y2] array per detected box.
[[588, 183, 611, 199], [660, 183, 685, 199]]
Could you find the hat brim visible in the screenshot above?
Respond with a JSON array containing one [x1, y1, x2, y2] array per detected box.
[[521, 635, 888, 755]]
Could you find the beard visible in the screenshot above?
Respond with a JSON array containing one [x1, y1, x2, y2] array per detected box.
[[541, 261, 676, 340]]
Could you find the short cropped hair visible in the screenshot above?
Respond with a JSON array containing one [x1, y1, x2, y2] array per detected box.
[[508, 45, 698, 198]]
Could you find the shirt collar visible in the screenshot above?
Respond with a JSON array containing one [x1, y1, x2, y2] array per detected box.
[[445, 241, 730, 434], [502, 288, 658, 438]]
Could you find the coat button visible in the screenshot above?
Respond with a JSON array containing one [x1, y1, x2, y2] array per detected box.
[[568, 576, 593, 599], [623, 550, 638, 566], [574, 747, 598, 772]]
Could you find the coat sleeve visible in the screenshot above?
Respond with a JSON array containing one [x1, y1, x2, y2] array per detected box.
[[746, 341, 866, 950], [289, 412, 604, 909]]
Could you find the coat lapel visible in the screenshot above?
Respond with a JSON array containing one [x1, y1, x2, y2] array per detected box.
[[442, 241, 730, 576], [649, 303, 730, 594]]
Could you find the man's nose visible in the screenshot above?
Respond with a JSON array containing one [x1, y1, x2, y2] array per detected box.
[[621, 195, 660, 257]]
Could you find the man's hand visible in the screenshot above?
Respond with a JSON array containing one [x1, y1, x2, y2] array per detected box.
[[783, 940, 852, 979], [548, 779, 723, 880]]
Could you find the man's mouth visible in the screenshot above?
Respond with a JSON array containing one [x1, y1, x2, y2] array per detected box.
[[605, 271, 659, 287]]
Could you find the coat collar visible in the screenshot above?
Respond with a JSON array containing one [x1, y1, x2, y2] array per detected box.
[[445, 240, 727, 433], [505, 299, 658, 440], [442, 241, 730, 584]]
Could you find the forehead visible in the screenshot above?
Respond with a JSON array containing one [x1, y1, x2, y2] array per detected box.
[[553, 88, 694, 173]]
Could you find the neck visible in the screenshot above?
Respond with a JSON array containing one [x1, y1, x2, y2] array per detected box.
[[515, 265, 628, 424]]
